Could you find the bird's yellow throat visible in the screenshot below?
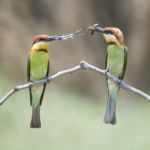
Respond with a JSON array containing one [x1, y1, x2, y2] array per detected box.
[[31, 42, 49, 53]]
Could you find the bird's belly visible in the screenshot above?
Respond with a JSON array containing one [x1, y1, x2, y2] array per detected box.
[[31, 67, 47, 80], [30, 52, 48, 81]]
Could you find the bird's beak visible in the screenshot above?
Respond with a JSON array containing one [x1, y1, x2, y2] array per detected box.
[[88, 25, 105, 34], [93, 27, 105, 33], [46, 35, 62, 41], [94, 27, 113, 35], [88, 25, 112, 35]]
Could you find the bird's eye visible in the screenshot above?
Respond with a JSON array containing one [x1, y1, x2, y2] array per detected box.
[[38, 38, 44, 42], [106, 31, 113, 35]]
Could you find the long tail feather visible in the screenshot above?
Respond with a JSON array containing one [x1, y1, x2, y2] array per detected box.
[[104, 95, 116, 125], [104, 80, 118, 125], [30, 104, 41, 128]]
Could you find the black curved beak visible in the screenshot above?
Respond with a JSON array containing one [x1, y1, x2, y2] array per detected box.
[[46, 35, 62, 41], [93, 27, 105, 33], [94, 27, 112, 35], [88, 25, 105, 35], [88, 25, 112, 35]]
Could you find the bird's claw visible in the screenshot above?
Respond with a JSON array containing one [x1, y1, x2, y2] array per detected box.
[[104, 68, 109, 74]]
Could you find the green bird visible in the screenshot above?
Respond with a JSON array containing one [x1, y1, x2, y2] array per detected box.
[[90, 26, 127, 124], [28, 34, 60, 128]]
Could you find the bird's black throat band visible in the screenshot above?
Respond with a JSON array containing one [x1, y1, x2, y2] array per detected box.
[[37, 49, 48, 53]]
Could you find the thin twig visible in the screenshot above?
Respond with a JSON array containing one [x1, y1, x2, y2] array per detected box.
[[0, 61, 150, 105]]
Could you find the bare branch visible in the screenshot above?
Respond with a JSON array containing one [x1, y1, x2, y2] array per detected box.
[[0, 65, 82, 105], [80, 61, 150, 101], [0, 61, 150, 105]]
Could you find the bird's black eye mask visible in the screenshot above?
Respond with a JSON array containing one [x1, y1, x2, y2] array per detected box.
[[38, 38, 46, 42], [105, 31, 113, 35]]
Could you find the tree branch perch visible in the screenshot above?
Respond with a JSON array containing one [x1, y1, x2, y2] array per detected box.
[[0, 61, 150, 105]]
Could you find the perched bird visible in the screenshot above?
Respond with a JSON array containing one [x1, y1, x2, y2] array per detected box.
[[89, 26, 127, 124], [28, 35, 60, 128]]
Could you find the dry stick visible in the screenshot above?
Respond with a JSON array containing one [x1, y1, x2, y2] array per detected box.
[[80, 61, 150, 100], [0, 61, 150, 105], [0, 64, 81, 105]]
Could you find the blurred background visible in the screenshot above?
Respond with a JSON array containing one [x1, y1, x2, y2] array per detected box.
[[0, 0, 150, 149]]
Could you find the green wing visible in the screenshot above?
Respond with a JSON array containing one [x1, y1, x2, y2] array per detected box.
[[105, 50, 108, 70], [119, 47, 128, 79], [27, 56, 33, 105], [27, 56, 30, 82], [39, 61, 49, 105]]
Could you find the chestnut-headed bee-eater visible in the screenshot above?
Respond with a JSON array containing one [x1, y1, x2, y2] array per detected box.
[[27, 35, 60, 128], [89, 26, 128, 124]]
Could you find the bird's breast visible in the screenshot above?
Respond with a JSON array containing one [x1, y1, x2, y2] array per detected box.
[[30, 52, 49, 80], [107, 45, 125, 77]]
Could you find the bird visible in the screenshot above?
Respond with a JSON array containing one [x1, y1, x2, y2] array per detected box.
[[27, 34, 60, 128], [89, 26, 128, 124]]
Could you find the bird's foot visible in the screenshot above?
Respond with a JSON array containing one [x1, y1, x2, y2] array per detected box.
[[104, 68, 109, 75]]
